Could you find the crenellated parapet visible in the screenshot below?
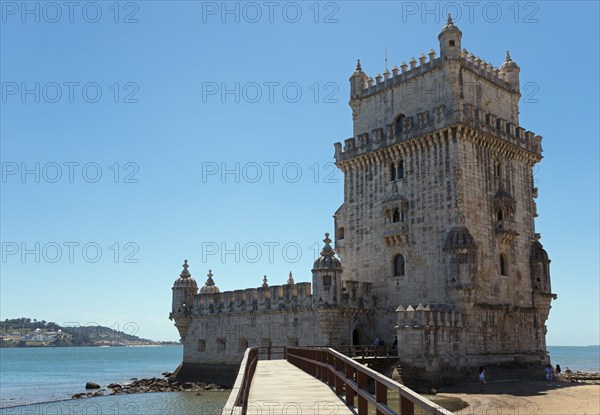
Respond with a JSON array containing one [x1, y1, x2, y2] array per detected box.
[[194, 281, 313, 315], [396, 304, 463, 328], [351, 54, 444, 99], [173, 234, 377, 318], [340, 280, 374, 308], [350, 45, 516, 103], [334, 104, 542, 166], [334, 105, 449, 164], [189, 278, 376, 315], [462, 103, 543, 157]]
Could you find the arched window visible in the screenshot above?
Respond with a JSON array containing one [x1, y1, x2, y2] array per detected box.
[[390, 163, 396, 181], [392, 208, 400, 223], [500, 254, 507, 276], [397, 160, 404, 179], [497, 209, 503, 221], [394, 254, 405, 277]]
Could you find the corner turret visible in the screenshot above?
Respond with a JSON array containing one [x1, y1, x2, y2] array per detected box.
[[312, 232, 343, 305], [170, 260, 198, 340], [349, 59, 368, 99], [500, 50, 520, 91], [438, 14, 462, 59], [200, 269, 220, 294]]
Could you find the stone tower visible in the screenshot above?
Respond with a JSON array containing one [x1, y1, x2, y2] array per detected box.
[[171, 260, 198, 340], [333, 17, 555, 377]]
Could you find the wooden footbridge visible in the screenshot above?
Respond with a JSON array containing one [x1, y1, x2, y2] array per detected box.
[[222, 347, 454, 415]]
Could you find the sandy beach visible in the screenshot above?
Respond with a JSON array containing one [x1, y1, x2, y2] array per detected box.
[[435, 381, 600, 415]]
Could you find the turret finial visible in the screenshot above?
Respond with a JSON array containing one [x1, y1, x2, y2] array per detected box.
[[319, 232, 335, 258], [447, 13, 453, 25], [356, 59, 362, 71], [262, 275, 269, 288], [287, 271, 294, 285], [180, 260, 191, 278], [205, 269, 215, 286], [505, 50, 512, 62]]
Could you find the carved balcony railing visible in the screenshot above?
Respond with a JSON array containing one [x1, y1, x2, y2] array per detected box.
[[495, 220, 518, 244], [384, 222, 409, 246], [496, 220, 518, 245]]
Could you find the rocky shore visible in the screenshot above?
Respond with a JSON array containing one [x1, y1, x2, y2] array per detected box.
[[72, 372, 228, 399], [562, 369, 600, 384]]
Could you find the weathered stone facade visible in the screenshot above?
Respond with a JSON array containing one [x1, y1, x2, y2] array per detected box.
[[170, 18, 555, 386]]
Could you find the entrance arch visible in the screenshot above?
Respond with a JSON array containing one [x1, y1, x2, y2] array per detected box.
[[351, 324, 368, 345], [352, 328, 360, 345]]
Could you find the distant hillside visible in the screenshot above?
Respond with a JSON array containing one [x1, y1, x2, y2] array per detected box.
[[0, 318, 177, 347]]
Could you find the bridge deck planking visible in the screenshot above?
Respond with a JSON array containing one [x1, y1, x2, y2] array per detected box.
[[247, 360, 354, 415]]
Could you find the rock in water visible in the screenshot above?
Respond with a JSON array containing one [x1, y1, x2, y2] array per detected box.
[[85, 382, 100, 389]]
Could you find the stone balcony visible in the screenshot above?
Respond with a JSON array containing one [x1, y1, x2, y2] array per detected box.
[[384, 222, 409, 246], [495, 220, 518, 244]]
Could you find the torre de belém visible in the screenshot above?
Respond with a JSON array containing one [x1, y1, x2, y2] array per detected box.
[[170, 17, 556, 387]]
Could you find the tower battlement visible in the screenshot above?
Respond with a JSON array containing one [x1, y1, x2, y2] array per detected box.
[[352, 47, 515, 102], [334, 105, 542, 165], [346, 15, 523, 156]]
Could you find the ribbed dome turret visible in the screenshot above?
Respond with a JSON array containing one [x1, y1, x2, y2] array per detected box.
[[200, 269, 220, 293], [438, 14, 462, 59], [173, 260, 198, 288], [312, 232, 342, 270], [444, 226, 476, 249], [438, 13, 462, 38], [531, 240, 549, 262], [500, 51, 519, 70]]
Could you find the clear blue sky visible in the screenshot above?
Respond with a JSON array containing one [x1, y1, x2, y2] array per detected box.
[[1, 1, 598, 345]]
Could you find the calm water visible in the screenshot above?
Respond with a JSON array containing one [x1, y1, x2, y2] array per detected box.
[[0, 345, 597, 413], [0, 345, 228, 413], [547, 345, 600, 373]]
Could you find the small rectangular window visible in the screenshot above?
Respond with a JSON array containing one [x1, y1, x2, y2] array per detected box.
[[198, 340, 206, 352]]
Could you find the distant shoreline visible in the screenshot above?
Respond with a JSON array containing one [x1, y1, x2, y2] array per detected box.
[[0, 343, 182, 349]]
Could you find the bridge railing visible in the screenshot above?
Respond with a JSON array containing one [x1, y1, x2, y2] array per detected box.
[[286, 347, 454, 415], [257, 346, 287, 360], [222, 347, 258, 415], [337, 344, 393, 359]]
